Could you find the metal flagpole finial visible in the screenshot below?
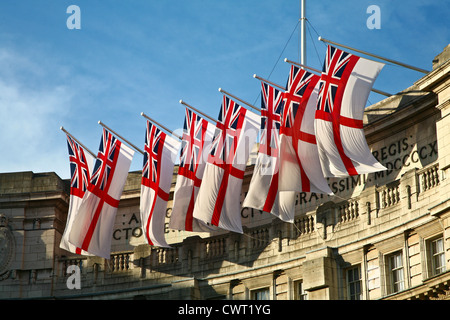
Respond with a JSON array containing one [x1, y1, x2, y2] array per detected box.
[[318, 36, 430, 74], [140, 112, 182, 140], [179, 99, 216, 123], [60, 125, 96, 158], [218, 88, 261, 112], [253, 74, 285, 91], [284, 58, 321, 74], [98, 120, 144, 155]]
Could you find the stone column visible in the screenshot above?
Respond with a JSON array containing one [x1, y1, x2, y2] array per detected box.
[[417, 45, 450, 270], [303, 247, 338, 299]]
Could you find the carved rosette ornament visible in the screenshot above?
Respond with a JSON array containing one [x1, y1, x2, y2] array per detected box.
[[0, 214, 15, 280]]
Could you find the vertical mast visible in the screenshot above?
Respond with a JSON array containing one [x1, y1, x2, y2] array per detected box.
[[300, 0, 306, 66]]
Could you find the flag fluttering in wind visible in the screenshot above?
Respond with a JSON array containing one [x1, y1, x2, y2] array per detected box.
[[68, 128, 134, 259], [170, 108, 217, 232], [193, 95, 260, 233], [243, 82, 296, 223], [315, 45, 386, 177], [61, 39, 392, 258], [279, 65, 333, 195], [60, 134, 95, 255], [140, 120, 181, 247]]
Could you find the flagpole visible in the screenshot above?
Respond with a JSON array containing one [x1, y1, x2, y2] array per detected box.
[[318, 36, 429, 74], [284, 58, 392, 97], [60, 126, 96, 158], [300, 0, 306, 66], [218, 88, 261, 113], [140, 112, 182, 140], [284, 58, 321, 74], [179, 100, 217, 123], [253, 74, 285, 91], [98, 120, 145, 155]]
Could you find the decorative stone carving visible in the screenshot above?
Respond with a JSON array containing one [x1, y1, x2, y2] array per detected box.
[[0, 214, 15, 280]]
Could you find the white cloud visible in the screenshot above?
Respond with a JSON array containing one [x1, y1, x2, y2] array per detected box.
[[0, 48, 74, 178]]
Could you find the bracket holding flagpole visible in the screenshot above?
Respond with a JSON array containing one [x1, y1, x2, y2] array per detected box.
[[284, 57, 392, 97], [318, 36, 429, 74], [218, 88, 261, 113], [60, 126, 96, 158], [98, 120, 145, 155], [140, 112, 182, 140], [179, 100, 217, 123]]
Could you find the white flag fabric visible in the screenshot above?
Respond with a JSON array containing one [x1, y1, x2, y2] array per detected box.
[[60, 134, 95, 255], [242, 82, 296, 223], [170, 108, 217, 232], [279, 65, 333, 195], [315, 45, 386, 177], [140, 121, 181, 247], [68, 128, 134, 259], [193, 95, 260, 233]]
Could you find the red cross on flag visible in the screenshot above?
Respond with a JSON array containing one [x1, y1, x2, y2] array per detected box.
[[315, 45, 386, 177], [140, 121, 181, 247], [69, 128, 134, 259], [60, 134, 95, 255], [193, 95, 260, 233], [279, 65, 333, 195], [170, 108, 217, 232], [242, 82, 296, 223]]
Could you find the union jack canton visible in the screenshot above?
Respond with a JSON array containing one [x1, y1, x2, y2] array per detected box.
[[259, 82, 283, 158], [208, 96, 246, 167], [67, 135, 92, 198], [142, 122, 167, 197], [179, 108, 209, 179]]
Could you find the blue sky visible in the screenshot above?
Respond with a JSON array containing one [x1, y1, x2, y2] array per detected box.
[[0, 1, 448, 180]]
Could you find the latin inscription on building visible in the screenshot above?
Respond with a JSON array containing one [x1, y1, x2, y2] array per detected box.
[[110, 114, 439, 250]]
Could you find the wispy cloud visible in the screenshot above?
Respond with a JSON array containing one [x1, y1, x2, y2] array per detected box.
[[0, 1, 447, 180], [0, 47, 74, 177]]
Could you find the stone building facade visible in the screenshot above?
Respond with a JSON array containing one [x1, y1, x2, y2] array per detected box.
[[1, 45, 450, 300]]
